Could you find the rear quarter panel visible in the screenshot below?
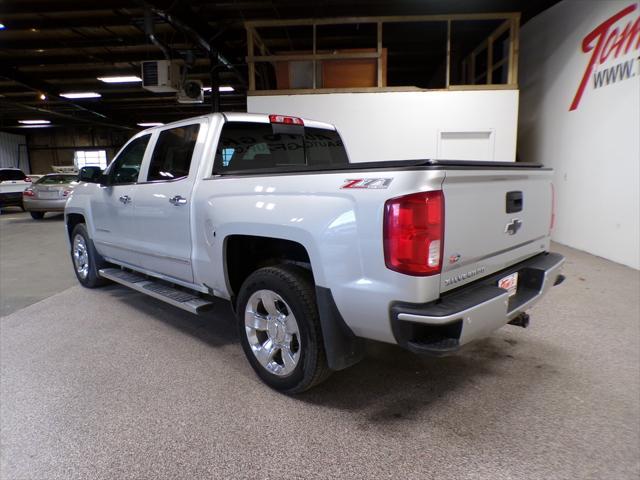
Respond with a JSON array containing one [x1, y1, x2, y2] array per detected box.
[[191, 169, 445, 343]]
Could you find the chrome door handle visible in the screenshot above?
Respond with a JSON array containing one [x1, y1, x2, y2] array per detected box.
[[169, 195, 187, 206], [119, 195, 131, 204]]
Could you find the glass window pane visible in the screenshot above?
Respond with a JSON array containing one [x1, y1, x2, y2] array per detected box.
[[108, 135, 150, 185], [147, 124, 200, 182]]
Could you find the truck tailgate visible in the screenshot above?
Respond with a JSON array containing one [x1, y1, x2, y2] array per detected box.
[[440, 168, 553, 292]]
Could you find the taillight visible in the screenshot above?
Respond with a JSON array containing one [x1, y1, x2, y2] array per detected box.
[[269, 114, 304, 126], [384, 190, 444, 276], [550, 183, 556, 232], [24, 176, 32, 182], [23, 188, 35, 197]]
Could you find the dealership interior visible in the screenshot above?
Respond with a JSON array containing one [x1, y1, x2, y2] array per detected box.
[[0, 1, 638, 479]]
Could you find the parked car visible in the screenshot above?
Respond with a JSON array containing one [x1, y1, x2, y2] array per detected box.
[[23, 173, 78, 219], [0, 168, 31, 210], [65, 112, 565, 393]]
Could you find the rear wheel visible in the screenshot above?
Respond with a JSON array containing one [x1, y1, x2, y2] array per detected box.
[[70, 224, 109, 288], [237, 265, 331, 394], [30, 211, 45, 220]]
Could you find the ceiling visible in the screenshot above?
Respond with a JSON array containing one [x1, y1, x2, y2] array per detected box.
[[0, 0, 561, 132]]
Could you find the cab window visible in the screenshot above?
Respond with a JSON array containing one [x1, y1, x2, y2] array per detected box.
[[109, 134, 150, 185], [147, 124, 200, 182]]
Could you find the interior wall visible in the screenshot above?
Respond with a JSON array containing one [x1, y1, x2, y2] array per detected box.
[[248, 89, 519, 162], [27, 127, 132, 174], [0, 131, 29, 173], [519, 0, 640, 269]]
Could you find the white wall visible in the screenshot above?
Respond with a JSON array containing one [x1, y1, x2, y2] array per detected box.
[[0, 131, 29, 173], [519, 0, 640, 269], [248, 90, 519, 163]]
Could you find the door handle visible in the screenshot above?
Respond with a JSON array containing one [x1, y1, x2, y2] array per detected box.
[[169, 195, 187, 206], [119, 195, 131, 204]]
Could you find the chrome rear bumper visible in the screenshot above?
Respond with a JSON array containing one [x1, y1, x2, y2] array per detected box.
[[390, 252, 565, 355]]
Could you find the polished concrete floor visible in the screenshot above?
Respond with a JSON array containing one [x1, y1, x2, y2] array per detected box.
[[1, 211, 639, 479]]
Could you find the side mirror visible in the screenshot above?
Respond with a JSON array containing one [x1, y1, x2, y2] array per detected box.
[[78, 166, 104, 184]]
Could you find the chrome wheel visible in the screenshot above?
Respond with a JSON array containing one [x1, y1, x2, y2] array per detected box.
[[244, 289, 301, 377], [72, 234, 90, 279]]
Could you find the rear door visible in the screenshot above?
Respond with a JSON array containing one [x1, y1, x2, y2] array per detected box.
[[132, 120, 205, 283], [91, 134, 151, 266], [440, 167, 553, 292]]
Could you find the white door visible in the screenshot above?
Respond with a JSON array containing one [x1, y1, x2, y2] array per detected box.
[[91, 133, 151, 266], [132, 122, 204, 283]]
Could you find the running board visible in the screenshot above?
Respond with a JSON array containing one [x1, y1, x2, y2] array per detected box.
[[99, 268, 214, 315]]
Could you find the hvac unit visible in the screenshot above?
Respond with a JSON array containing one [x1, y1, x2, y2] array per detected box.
[[141, 60, 180, 92], [177, 79, 204, 104]]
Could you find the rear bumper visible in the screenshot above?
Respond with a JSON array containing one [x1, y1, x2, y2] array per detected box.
[[390, 252, 565, 355], [23, 197, 67, 211], [0, 192, 24, 207]]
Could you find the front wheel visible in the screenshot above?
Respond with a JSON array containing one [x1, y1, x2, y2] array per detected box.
[[236, 265, 331, 394], [70, 224, 109, 288], [30, 211, 45, 220]]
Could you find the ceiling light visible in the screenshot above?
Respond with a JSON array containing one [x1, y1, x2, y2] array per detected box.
[[97, 76, 142, 83], [137, 122, 164, 127], [39, 93, 46, 100], [203, 86, 235, 92], [0, 23, 5, 30], [19, 120, 50, 125], [60, 92, 101, 99]]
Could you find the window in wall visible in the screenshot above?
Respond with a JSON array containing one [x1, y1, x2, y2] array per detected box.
[[147, 124, 200, 181], [74, 150, 107, 170]]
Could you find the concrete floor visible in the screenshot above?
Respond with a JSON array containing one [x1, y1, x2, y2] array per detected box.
[[0, 209, 76, 316], [1, 213, 639, 479]]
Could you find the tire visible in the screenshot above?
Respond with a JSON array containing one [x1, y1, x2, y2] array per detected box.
[[30, 211, 45, 220], [236, 265, 332, 394], [70, 223, 109, 288]]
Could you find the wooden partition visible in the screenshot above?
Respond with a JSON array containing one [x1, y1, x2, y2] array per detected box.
[[246, 12, 520, 95]]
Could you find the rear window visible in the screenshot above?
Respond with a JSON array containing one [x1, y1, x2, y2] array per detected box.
[[0, 169, 26, 181], [36, 175, 77, 185], [213, 122, 348, 173]]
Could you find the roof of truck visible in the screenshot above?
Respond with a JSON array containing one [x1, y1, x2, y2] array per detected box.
[[137, 112, 337, 134]]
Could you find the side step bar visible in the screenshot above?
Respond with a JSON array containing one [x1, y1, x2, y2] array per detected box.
[[99, 268, 214, 315]]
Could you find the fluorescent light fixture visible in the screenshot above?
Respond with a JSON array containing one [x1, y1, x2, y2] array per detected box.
[[97, 76, 142, 83], [203, 86, 235, 92], [137, 122, 164, 127], [19, 120, 50, 125], [60, 92, 101, 99]]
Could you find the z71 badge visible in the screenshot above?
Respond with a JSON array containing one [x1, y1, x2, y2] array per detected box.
[[341, 178, 393, 189]]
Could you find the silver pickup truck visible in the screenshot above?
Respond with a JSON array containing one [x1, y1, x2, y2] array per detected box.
[[65, 112, 565, 393]]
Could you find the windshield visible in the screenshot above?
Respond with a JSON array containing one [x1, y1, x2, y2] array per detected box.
[[36, 175, 77, 185]]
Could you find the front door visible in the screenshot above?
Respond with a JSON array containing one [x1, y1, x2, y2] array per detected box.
[[91, 133, 151, 266], [132, 122, 204, 283]]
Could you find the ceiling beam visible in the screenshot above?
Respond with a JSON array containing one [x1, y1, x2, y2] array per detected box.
[[0, 66, 134, 129]]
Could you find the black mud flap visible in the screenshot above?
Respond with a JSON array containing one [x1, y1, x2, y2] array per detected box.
[[315, 287, 365, 371]]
